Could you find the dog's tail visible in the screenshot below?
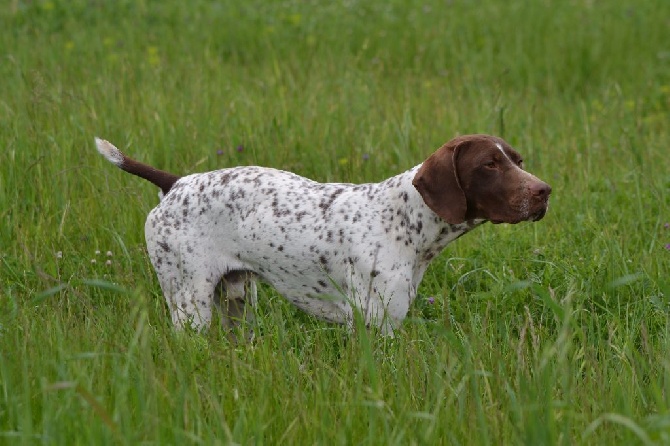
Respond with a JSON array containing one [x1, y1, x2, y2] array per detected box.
[[95, 137, 180, 196]]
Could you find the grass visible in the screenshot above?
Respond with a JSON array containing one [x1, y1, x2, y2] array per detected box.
[[1, 0, 670, 443]]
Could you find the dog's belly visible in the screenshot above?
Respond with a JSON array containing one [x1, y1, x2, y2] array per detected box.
[[280, 290, 351, 323], [255, 271, 352, 323]]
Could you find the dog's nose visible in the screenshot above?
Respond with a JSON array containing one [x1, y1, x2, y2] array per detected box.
[[530, 181, 552, 198]]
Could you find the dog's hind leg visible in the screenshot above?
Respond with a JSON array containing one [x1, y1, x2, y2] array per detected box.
[[165, 271, 219, 331], [148, 243, 219, 330]]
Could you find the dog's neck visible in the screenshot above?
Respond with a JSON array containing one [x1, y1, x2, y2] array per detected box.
[[379, 165, 487, 265]]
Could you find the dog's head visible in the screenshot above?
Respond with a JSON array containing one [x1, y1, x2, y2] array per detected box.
[[413, 134, 551, 224]]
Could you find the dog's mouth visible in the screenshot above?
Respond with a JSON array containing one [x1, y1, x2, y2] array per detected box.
[[530, 208, 547, 222], [489, 205, 548, 225]]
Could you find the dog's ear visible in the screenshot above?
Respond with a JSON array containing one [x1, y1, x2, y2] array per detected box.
[[412, 138, 469, 224]]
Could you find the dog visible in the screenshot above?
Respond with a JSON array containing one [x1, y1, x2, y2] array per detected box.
[[95, 134, 551, 335]]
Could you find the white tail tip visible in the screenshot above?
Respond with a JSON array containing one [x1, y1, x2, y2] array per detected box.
[[95, 137, 124, 166]]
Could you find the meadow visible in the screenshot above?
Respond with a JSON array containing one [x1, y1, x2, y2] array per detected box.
[[1, 0, 669, 443]]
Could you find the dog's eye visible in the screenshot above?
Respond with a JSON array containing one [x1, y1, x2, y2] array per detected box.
[[484, 161, 496, 169], [517, 159, 524, 167]]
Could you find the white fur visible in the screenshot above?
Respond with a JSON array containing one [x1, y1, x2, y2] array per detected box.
[[495, 143, 512, 163], [95, 137, 124, 166], [143, 165, 480, 335]]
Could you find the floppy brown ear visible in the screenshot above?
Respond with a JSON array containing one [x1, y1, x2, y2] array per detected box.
[[412, 140, 467, 224]]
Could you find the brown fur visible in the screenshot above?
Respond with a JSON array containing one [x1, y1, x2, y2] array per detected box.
[[413, 134, 551, 224]]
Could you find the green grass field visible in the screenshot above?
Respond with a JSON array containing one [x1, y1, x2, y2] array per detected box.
[[1, 0, 669, 443]]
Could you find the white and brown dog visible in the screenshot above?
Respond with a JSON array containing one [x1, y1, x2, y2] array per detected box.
[[95, 135, 550, 335]]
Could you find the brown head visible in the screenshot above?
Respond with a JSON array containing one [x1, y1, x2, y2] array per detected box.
[[412, 134, 551, 225]]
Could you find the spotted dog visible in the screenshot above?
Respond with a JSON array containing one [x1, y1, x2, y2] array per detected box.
[[95, 134, 551, 335]]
